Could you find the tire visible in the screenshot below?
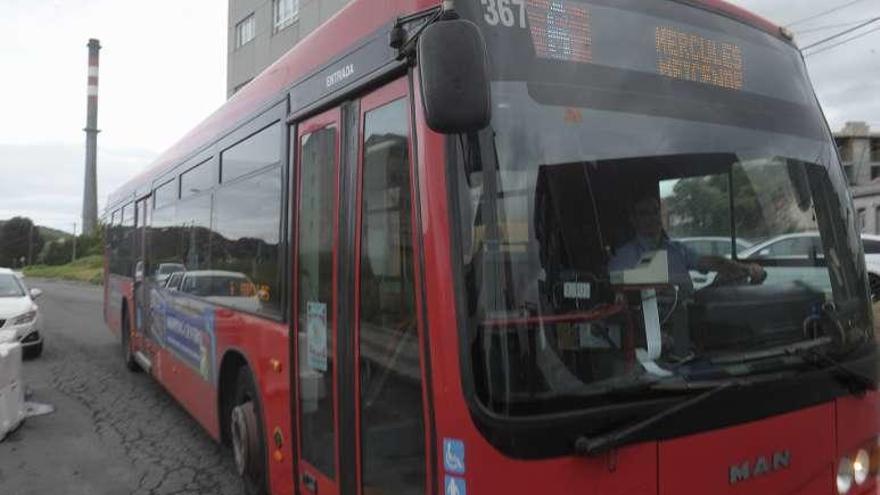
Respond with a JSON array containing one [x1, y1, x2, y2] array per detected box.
[[121, 309, 140, 372], [23, 341, 43, 359], [229, 367, 268, 495]]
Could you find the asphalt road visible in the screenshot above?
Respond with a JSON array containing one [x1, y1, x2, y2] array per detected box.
[[0, 279, 244, 495]]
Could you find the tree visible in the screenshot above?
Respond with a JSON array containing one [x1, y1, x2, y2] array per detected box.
[[77, 227, 105, 258], [40, 239, 74, 266], [666, 173, 731, 237], [666, 163, 802, 242], [0, 217, 44, 267]]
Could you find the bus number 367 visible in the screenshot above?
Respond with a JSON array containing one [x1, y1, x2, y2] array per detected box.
[[481, 0, 527, 28]]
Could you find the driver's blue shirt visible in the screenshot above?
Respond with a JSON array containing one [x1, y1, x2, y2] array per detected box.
[[609, 235, 701, 291]]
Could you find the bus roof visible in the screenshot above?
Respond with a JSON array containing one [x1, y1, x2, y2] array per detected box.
[[106, 0, 782, 211], [694, 0, 781, 36]]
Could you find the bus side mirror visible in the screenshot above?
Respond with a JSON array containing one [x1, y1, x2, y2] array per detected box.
[[418, 19, 491, 134]]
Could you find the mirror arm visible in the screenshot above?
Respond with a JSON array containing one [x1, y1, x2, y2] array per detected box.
[[391, 7, 443, 61], [440, 1, 460, 19]]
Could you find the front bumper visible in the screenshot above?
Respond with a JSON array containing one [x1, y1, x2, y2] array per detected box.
[[0, 319, 42, 351]]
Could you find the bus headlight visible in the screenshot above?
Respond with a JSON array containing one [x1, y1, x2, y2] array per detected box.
[[853, 448, 870, 485], [837, 456, 854, 494]]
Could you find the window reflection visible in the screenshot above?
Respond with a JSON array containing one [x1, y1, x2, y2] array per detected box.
[[222, 123, 281, 183], [358, 98, 426, 495], [181, 159, 216, 199], [297, 125, 338, 478], [145, 130, 284, 320], [212, 166, 283, 317]]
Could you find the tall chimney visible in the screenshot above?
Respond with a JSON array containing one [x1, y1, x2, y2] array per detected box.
[[82, 38, 101, 236]]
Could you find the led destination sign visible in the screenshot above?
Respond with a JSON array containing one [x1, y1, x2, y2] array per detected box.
[[527, 0, 592, 63], [655, 26, 744, 90], [460, 0, 815, 103], [522, 0, 744, 90]]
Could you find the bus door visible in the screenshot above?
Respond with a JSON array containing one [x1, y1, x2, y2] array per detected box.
[[294, 107, 342, 495], [352, 79, 430, 495], [133, 195, 156, 356], [293, 78, 430, 495]]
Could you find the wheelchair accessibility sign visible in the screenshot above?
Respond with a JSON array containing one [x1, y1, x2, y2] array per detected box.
[[443, 438, 465, 474], [445, 475, 466, 495]]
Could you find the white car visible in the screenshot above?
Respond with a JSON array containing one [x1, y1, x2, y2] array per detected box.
[[676, 236, 753, 258], [677, 237, 755, 289], [154, 262, 186, 285], [167, 270, 263, 313], [0, 268, 43, 358], [740, 232, 880, 300]]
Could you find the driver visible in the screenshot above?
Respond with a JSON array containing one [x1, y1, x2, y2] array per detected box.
[[609, 194, 766, 293]]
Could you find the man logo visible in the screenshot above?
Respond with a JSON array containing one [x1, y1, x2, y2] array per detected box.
[[729, 450, 791, 485]]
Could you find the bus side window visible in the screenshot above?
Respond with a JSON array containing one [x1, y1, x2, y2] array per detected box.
[[212, 165, 283, 317], [358, 97, 426, 495]]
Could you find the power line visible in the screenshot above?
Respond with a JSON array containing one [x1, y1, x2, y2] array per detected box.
[[786, 0, 871, 27], [805, 25, 880, 57], [798, 20, 872, 34], [801, 17, 880, 50]]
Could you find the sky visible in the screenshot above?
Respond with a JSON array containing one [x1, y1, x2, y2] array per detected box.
[[728, 0, 880, 128], [0, 0, 227, 232], [0, 0, 878, 233]]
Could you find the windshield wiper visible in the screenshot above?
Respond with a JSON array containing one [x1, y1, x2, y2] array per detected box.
[[785, 346, 876, 395], [573, 380, 740, 456]]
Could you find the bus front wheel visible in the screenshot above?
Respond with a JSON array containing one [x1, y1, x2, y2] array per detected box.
[[230, 368, 267, 495]]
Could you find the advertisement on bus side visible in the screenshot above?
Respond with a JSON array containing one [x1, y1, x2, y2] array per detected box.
[[162, 297, 217, 382]]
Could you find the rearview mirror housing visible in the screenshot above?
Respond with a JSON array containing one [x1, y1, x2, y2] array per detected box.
[[418, 19, 491, 134], [29, 288, 42, 299]]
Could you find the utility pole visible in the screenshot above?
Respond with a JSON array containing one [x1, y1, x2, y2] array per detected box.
[[82, 38, 101, 236], [72, 223, 78, 263]]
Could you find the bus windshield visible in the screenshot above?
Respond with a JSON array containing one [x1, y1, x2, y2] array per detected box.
[[452, 0, 874, 416]]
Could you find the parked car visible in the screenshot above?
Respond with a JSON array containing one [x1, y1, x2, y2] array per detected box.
[[0, 267, 43, 358], [740, 232, 880, 300], [166, 270, 262, 313], [676, 236, 753, 258], [677, 237, 754, 289], [154, 262, 186, 285]]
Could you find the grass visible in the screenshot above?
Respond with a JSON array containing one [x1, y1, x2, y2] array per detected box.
[[24, 255, 104, 285]]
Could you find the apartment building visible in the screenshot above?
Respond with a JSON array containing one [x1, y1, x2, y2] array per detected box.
[[835, 122, 880, 234], [228, 0, 351, 97]]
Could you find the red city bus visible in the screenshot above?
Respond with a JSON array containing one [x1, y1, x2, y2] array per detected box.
[[103, 1, 880, 494]]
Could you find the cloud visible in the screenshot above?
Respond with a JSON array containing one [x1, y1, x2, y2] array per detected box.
[[727, 0, 880, 130], [0, 0, 226, 233], [0, 143, 155, 232], [0, 0, 227, 151]]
